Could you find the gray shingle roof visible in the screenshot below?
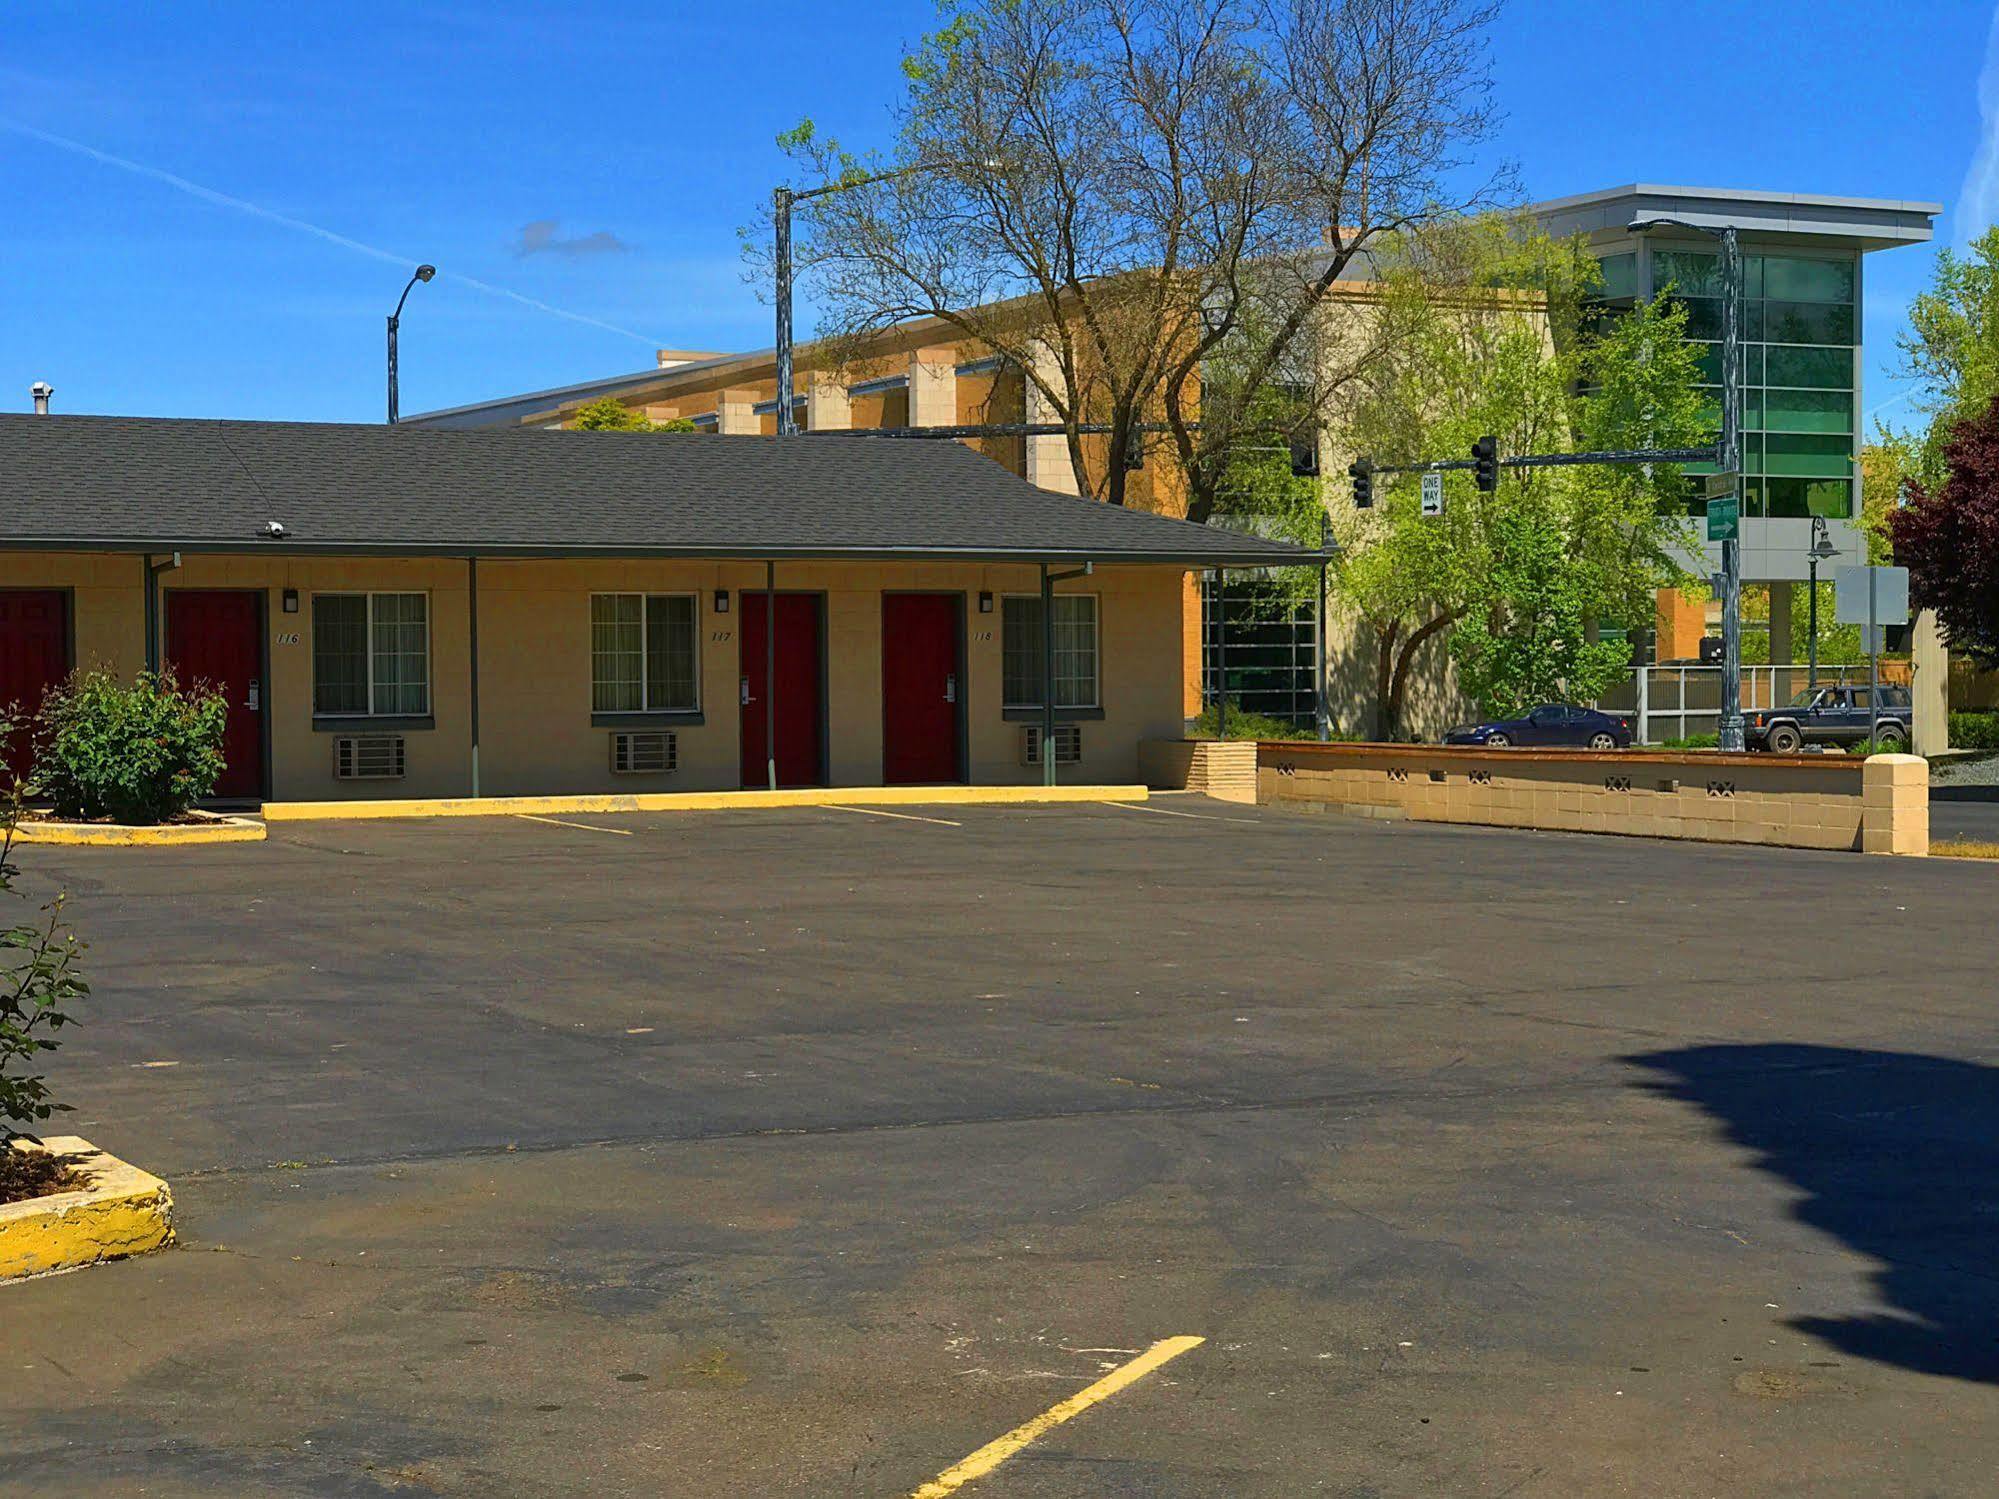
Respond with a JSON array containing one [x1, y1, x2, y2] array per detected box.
[[0, 413, 1313, 566]]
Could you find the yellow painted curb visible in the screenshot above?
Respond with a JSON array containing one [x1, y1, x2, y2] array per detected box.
[[262, 784, 1150, 822], [12, 814, 265, 847], [1, 1136, 175, 1281]]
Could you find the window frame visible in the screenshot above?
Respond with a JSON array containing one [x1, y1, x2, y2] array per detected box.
[[310, 590, 432, 725], [588, 591, 704, 725], [1000, 592, 1102, 715]]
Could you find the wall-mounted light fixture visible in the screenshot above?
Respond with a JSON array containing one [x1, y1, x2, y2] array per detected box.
[[714, 590, 730, 614], [978, 591, 994, 614], [282, 588, 300, 614]]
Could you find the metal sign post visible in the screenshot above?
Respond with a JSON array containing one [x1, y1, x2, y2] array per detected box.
[[1835, 565, 1910, 750]]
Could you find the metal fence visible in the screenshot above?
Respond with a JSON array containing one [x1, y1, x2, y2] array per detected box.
[[1595, 662, 1910, 744], [1201, 579, 1317, 727]]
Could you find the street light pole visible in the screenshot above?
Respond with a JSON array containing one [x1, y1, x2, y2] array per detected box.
[[772, 158, 995, 437], [1628, 217, 1744, 750], [386, 264, 436, 425], [773, 188, 797, 436], [1807, 516, 1839, 693]]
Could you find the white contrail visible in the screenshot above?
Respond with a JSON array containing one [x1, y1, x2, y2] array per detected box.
[[1957, 4, 1999, 244], [0, 120, 664, 346]]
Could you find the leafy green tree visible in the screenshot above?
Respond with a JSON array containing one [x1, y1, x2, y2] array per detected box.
[[1335, 221, 1708, 734], [571, 397, 695, 433], [1895, 226, 1999, 481], [0, 713, 87, 1146]]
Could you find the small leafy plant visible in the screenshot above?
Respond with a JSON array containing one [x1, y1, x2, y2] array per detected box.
[[33, 669, 228, 825], [1, 712, 89, 1200]]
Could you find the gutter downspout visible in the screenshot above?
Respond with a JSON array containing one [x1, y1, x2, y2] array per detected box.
[[765, 562, 777, 791], [143, 552, 181, 672]]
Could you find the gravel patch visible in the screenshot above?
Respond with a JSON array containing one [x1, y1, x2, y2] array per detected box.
[[1932, 750, 1999, 786]]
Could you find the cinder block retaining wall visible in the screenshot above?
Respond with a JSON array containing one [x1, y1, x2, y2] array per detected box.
[[1139, 740, 1926, 855], [1138, 739, 1258, 803]]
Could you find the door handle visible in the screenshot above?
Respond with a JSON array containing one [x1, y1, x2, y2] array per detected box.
[[944, 673, 957, 704], [740, 676, 753, 706], [245, 679, 261, 712]]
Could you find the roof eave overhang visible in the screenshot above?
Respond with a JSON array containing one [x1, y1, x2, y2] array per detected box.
[[5, 537, 1320, 567]]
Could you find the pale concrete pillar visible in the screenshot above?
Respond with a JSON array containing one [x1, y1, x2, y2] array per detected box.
[[1024, 342, 1080, 494], [908, 346, 957, 428], [1861, 752, 1929, 855], [805, 373, 850, 432], [1767, 582, 1794, 663], [1912, 608, 1949, 757], [715, 387, 758, 436]]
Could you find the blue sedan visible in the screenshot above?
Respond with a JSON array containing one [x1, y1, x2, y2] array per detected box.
[[1445, 704, 1633, 750]]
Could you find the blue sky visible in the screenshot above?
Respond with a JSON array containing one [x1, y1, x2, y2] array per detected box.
[[1, 1, 1989, 425]]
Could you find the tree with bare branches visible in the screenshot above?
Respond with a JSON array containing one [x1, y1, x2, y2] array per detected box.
[[752, 0, 1509, 515]]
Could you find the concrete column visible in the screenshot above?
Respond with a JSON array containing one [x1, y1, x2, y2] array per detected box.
[[1767, 582, 1794, 663], [1024, 343, 1080, 494], [715, 387, 758, 436], [805, 373, 850, 432], [1912, 608, 1949, 757], [908, 346, 957, 428], [1861, 752, 1929, 855]]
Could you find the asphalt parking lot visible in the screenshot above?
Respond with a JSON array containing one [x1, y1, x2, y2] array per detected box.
[[3, 798, 1997, 1497]]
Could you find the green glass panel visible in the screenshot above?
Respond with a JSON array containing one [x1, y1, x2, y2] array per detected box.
[[1759, 255, 1855, 304], [1692, 342, 1722, 383], [1742, 256, 1766, 299], [1756, 301, 1855, 345], [1651, 249, 1722, 298], [1763, 346, 1850, 389], [1598, 252, 1638, 299], [1760, 389, 1852, 434], [1741, 433, 1764, 476], [1763, 477, 1853, 519], [1741, 478, 1765, 518], [1669, 296, 1726, 340], [1742, 390, 1762, 430], [1763, 433, 1853, 478], [1696, 388, 1725, 431]]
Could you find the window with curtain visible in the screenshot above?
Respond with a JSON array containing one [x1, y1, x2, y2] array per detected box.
[[312, 593, 429, 716], [591, 594, 698, 712], [1002, 595, 1099, 708]]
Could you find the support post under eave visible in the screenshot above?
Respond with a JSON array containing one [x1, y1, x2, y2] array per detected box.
[[1316, 555, 1331, 742], [1215, 568, 1228, 743], [468, 556, 481, 798], [765, 561, 778, 791], [1040, 562, 1056, 787]]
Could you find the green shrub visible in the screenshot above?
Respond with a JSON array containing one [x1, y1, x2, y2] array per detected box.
[[1661, 732, 1720, 750], [1192, 703, 1350, 741], [1, 715, 88, 1139], [32, 670, 228, 825], [1950, 711, 1999, 751]]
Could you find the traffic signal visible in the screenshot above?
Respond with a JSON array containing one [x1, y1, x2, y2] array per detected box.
[[1471, 435, 1498, 492], [1121, 428, 1145, 472], [1348, 458, 1373, 509]]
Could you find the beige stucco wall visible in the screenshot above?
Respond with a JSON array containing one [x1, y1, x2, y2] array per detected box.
[[0, 551, 1188, 802]]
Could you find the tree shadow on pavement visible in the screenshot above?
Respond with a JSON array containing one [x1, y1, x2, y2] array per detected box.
[[1629, 1043, 1999, 1383]]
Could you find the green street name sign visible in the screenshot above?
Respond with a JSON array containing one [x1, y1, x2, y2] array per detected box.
[[1706, 494, 1740, 542]]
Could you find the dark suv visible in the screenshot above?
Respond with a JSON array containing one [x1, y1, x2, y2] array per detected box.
[[1746, 685, 1911, 753]]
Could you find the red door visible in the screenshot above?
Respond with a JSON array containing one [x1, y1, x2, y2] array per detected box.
[[0, 591, 69, 788], [882, 594, 961, 784], [165, 591, 264, 800], [739, 593, 823, 788]]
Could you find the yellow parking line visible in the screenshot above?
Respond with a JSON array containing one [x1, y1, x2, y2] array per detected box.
[[512, 813, 633, 836], [908, 1335, 1205, 1498], [823, 805, 962, 827]]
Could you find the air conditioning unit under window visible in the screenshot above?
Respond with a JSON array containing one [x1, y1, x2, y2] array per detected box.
[[333, 735, 406, 780], [1021, 723, 1082, 766], [610, 730, 678, 774]]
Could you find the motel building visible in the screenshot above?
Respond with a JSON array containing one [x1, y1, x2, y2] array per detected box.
[[0, 413, 1308, 805]]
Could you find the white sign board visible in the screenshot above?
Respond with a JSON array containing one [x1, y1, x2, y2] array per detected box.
[[1420, 471, 1444, 518], [1834, 565, 1909, 629]]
